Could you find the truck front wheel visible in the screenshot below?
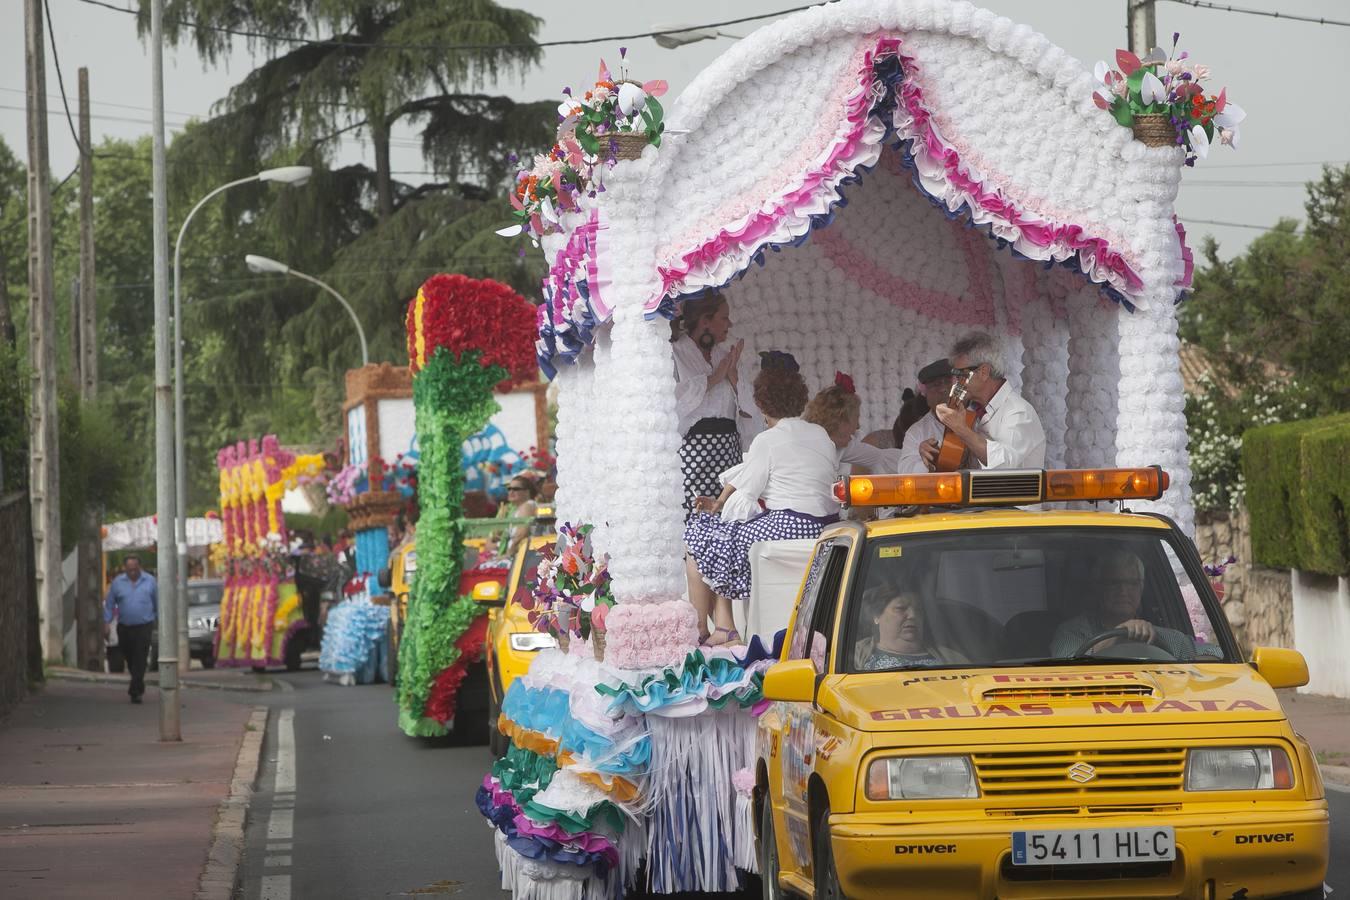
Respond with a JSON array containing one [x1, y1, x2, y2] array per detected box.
[[813, 807, 845, 900], [760, 797, 784, 900]]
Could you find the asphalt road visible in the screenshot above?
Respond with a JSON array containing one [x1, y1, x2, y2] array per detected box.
[[236, 669, 1348, 899]]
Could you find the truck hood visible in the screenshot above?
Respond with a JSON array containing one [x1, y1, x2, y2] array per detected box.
[[823, 664, 1285, 733]]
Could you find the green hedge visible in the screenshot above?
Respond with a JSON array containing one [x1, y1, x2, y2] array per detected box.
[[1244, 413, 1350, 575]]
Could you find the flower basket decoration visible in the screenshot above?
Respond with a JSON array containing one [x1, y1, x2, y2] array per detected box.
[[520, 521, 615, 660], [502, 51, 667, 239], [1092, 34, 1245, 165]]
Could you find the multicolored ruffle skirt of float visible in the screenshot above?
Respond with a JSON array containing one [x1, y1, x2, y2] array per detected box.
[[318, 592, 390, 685], [477, 611, 778, 898]]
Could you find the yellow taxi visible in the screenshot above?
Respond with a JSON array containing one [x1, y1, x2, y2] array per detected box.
[[755, 467, 1328, 900], [486, 532, 558, 757]]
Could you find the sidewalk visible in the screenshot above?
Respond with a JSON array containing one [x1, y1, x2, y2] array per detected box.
[[0, 680, 261, 899], [1279, 689, 1350, 786], [47, 664, 276, 693]]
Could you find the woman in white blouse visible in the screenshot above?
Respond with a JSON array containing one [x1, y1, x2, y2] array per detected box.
[[671, 293, 749, 519], [684, 352, 840, 645]]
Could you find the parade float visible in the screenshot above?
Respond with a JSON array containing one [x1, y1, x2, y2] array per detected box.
[[214, 436, 326, 669], [319, 356, 552, 687], [395, 273, 539, 736], [476, 0, 1237, 894]]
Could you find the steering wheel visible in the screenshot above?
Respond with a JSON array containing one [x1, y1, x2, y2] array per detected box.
[[1071, 627, 1177, 661]]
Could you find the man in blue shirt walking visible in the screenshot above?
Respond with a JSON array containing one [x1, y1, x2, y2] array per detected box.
[[103, 554, 158, 703]]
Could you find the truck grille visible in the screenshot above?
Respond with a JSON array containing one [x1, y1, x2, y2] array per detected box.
[[973, 747, 1185, 797]]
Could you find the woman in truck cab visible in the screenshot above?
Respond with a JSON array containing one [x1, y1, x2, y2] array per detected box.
[[855, 586, 968, 670], [1050, 550, 1218, 661]]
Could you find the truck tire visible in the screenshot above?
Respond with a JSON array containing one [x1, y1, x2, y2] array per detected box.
[[813, 807, 846, 900], [487, 673, 508, 759], [452, 660, 490, 746], [760, 796, 784, 900], [284, 637, 303, 672]]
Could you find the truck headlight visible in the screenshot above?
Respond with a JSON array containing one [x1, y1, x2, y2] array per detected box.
[[1185, 747, 1293, 791], [509, 633, 558, 652], [866, 756, 978, 800]]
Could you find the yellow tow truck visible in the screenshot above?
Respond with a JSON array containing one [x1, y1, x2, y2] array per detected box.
[[755, 466, 1328, 900]]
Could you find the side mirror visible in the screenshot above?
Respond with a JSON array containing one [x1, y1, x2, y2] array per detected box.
[[762, 658, 817, 704], [377, 567, 392, 589], [1251, 647, 1309, 690], [472, 581, 504, 605]]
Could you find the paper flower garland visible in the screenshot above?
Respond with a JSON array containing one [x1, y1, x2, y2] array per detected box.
[[397, 274, 539, 737], [1092, 34, 1245, 165], [520, 521, 615, 641]]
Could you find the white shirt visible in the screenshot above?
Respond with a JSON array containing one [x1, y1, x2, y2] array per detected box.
[[978, 382, 1046, 469], [839, 438, 902, 474], [896, 411, 945, 474], [672, 335, 745, 437], [724, 418, 841, 518]]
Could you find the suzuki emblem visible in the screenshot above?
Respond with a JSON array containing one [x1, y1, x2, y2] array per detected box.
[[1067, 762, 1097, 783]]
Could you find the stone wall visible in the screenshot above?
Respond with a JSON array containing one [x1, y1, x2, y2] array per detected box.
[[0, 491, 32, 717], [1194, 503, 1294, 651]]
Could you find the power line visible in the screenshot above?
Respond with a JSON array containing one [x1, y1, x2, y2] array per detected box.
[[73, 0, 826, 51], [1161, 0, 1350, 27], [42, 0, 83, 154], [1181, 217, 1300, 232]]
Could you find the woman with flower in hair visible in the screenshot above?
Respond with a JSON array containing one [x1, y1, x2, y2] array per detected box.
[[807, 373, 902, 472], [683, 351, 840, 645], [671, 293, 751, 520]]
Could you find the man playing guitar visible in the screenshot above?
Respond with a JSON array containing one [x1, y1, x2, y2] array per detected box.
[[919, 331, 1046, 472]]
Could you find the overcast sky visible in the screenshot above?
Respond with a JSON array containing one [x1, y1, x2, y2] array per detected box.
[[4, 0, 1348, 259]]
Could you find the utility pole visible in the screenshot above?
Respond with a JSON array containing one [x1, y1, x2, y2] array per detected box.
[[76, 66, 103, 671], [24, 0, 63, 665], [150, 0, 181, 740], [1128, 0, 1157, 57]]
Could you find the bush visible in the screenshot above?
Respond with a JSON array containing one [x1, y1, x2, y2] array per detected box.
[[1186, 375, 1310, 511], [1244, 413, 1350, 576]]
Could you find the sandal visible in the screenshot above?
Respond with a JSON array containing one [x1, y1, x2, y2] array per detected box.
[[703, 626, 742, 647]]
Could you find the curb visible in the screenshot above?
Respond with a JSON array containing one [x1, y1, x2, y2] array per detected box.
[[196, 705, 268, 900], [47, 667, 275, 693], [1321, 763, 1350, 787]]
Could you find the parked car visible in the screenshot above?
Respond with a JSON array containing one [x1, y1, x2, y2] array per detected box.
[[146, 578, 224, 671]]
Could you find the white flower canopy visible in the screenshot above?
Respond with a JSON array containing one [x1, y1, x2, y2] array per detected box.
[[539, 0, 1195, 605]]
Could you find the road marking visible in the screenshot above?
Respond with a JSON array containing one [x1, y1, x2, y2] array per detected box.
[[267, 808, 293, 841], [275, 708, 296, 794], [1325, 779, 1350, 794], [265, 855, 292, 867], [260, 874, 291, 900], [267, 842, 293, 851]]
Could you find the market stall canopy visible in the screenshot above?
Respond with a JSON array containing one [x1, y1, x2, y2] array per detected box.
[[102, 515, 223, 552]]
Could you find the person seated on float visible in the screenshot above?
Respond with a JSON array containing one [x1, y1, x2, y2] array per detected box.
[[896, 357, 954, 474], [671, 293, 753, 521], [854, 586, 967, 671], [920, 332, 1046, 472], [496, 473, 539, 559], [891, 387, 929, 452], [683, 351, 839, 647], [805, 372, 902, 473], [1050, 550, 1219, 661]]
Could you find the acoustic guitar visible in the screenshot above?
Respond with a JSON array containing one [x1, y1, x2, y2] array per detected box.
[[934, 372, 977, 472]]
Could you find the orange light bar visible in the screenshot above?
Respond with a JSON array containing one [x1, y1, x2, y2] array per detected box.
[[1044, 467, 1169, 502], [839, 473, 965, 507]]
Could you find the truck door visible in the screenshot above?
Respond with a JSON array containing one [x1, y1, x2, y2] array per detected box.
[[777, 538, 851, 878]]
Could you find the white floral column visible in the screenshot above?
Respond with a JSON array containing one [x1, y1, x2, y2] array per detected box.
[[1064, 286, 1121, 470], [1019, 271, 1070, 469], [585, 153, 687, 603]]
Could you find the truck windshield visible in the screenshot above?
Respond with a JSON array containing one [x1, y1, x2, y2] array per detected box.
[[844, 527, 1232, 672]]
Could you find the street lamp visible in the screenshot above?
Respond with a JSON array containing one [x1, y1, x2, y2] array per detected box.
[[172, 165, 311, 673], [652, 24, 742, 49], [244, 255, 369, 367]]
